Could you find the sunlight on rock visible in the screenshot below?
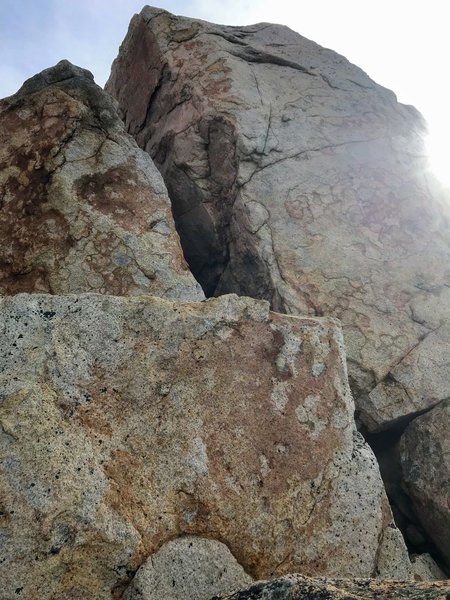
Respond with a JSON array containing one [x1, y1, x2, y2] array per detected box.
[[426, 127, 450, 189]]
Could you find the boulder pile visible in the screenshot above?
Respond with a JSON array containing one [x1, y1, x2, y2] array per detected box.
[[0, 6, 448, 599]]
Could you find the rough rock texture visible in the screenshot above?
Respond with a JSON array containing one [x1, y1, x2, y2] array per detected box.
[[211, 574, 450, 600], [107, 7, 450, 431], [368, 424, 449, 570], [0, 60, 203, 300], [123, 536, 252, 599], [0, 293, 410, 598], [399, 400, 450, 568], [411, 554, 448, 582]]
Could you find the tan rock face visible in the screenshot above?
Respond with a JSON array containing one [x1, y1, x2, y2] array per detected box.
[[400, 400, 450, 569], [0, 60, 203, 300], [411, 554, 448, 582], [123, 536, 253, 600], [0, 293, 409, 598], [107, 7, 450, 430], [211, 574, 450, 600]]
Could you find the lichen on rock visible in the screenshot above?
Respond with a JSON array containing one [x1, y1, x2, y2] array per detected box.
[[0, 59, 203, 301]]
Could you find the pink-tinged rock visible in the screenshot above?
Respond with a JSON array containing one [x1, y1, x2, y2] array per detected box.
[[0, 60, 203, 301], [0, 293, 410, 598], [107, 8, 450, 430]]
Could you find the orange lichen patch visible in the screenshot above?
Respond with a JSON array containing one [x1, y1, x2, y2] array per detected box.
[[0, 90, 81, 165], [285, 198, 305, 220], [103, 268, 136, 295], [0, 90, 81, 294], [92, 306, 349, 579], [75, 405, 113, 439], [204, 60, 225, 74], [75, 164, 167, 234], [203, 79, 233, 98], [103, 447, 167, 563], [0, 188, 74, 294]]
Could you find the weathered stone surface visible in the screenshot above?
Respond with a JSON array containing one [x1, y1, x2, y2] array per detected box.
[[373, 523, 413, 580], [411, 554, 448, 582], [123, 536, 252, 600], [399, 400, 450, 568], [0, 60, 203, 300], [107, 7, 450, 430], [0, 293, 409, 598], [211, 574, 450, 600]]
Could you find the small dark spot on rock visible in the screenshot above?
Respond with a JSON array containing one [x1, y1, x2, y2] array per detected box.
[[42, 311, 56, 319]]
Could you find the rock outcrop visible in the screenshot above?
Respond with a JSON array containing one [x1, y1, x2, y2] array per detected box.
[[0, 293, 410, 598], [211, 574, 450, 600], [107, 7, 450, 432], [0, 60, 203, 300], [399, 400, 450, 569], [2, 10, 449, 598], [123, 537, 252, 600]]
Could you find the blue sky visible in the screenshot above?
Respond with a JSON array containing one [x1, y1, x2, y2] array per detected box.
[[1, 1, 449, 183]]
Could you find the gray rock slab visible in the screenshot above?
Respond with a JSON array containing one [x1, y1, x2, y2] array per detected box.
[[123, 536, 252, 600]]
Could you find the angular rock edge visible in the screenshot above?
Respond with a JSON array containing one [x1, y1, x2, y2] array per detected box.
[[106, 6, 450, 433], [0, 292, 410, 598], [211, 574, 450, 599], [0, 59, 203, 300]]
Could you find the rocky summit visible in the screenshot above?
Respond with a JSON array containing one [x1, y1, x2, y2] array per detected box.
[[0, 5, 449, 600], [107, 6, 450, 433]]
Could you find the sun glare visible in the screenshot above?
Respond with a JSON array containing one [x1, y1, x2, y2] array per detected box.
[[426, 127, 450, 189]]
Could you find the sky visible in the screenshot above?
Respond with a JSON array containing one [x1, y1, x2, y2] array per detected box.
[[1, 0, 449, 185]]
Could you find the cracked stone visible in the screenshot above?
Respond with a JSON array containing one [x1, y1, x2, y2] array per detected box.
[[0, 293, 410, 598], [107, 7, 450, 430], [0, 59, 203, 301]]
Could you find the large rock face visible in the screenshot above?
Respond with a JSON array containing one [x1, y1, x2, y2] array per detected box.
[[212, 574, 450, 600], [399, 400, 450, 569], [0, 293, 410, 598], [106, 7, 450, 431], [0, 60, 203, 300]]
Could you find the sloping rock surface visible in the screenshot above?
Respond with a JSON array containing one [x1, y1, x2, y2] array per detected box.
[[211, 574, 450, 600], [411, 554, 448, 582], [0, 293, 409, 598], [0, 60, 203, 300], [123, 536, 252, 600], [107, 7, 450, 431], [400, 400, 450, 569]]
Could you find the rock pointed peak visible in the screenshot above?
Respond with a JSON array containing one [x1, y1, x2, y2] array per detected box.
[[140, 5, 170, 22], [12, 60, 94, 99], [0, 58, 203, 300]]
